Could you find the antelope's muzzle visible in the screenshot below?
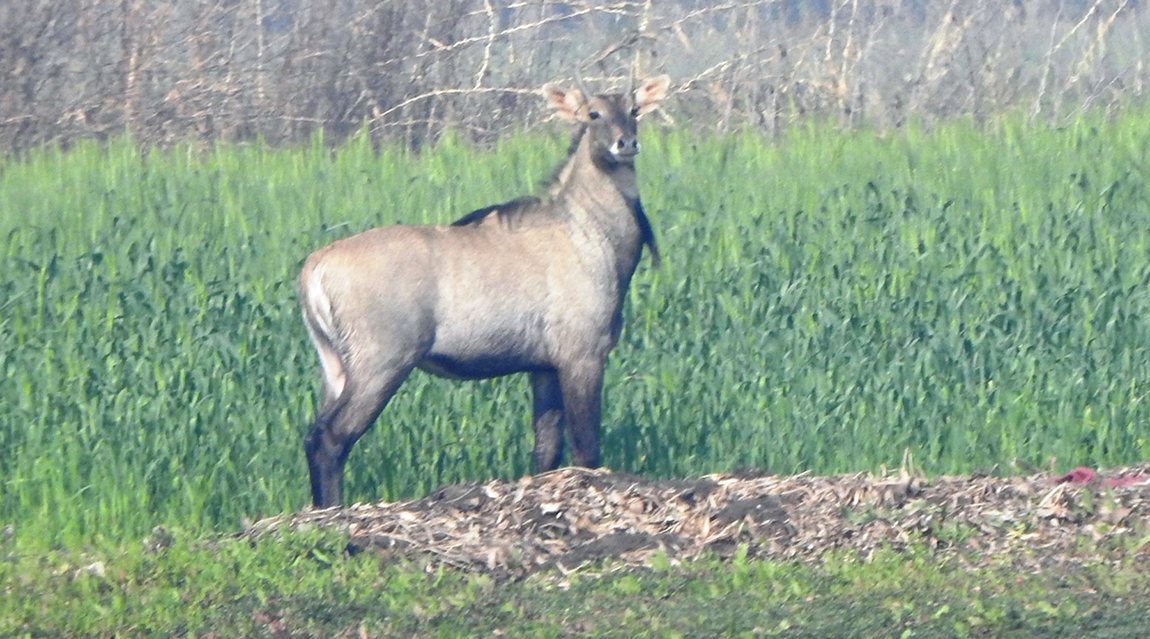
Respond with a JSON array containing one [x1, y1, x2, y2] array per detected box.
[[611, 137, 641, 159]]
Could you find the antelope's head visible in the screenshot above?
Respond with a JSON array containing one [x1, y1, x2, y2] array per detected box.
[[543, 74, 670, 170]]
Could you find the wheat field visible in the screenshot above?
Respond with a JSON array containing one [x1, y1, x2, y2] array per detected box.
[[3, 113, 1150, 546]]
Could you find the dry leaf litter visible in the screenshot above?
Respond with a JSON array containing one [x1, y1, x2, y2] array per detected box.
[[248, 466, 1150, 579]]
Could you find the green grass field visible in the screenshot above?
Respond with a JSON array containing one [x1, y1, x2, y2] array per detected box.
[[5, 529, 1149, 638], [3, 113, 1150, 548]]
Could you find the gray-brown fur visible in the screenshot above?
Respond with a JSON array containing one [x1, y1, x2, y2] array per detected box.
[[299, 75, 671, 508]]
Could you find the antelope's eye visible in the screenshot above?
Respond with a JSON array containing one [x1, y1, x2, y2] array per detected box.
[[588, 111, 601, 120], [630, 107, 640, 117]]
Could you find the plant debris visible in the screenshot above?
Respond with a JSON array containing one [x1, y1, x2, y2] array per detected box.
[[247, 466, 1150, 579]]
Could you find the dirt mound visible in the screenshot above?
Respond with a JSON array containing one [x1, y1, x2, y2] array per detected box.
[[248, 466, 1150, 579]]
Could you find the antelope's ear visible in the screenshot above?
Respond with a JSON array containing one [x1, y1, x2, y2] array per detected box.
[[542, 83, 587, 121], [633, 75, 671, 115]]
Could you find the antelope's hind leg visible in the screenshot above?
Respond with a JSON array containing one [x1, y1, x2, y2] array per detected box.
[[303, 328, 416, 508]]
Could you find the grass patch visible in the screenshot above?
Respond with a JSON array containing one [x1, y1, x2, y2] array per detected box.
[[4, 111, 1150, 546], [2, 528, 1149, 638]]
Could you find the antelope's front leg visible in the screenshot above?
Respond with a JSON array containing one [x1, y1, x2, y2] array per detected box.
[[530, 370, 566, 472], [558, 359, 605, 469]]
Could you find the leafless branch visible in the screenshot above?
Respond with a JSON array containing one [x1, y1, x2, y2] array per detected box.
[[0, 0, 1146, 152]]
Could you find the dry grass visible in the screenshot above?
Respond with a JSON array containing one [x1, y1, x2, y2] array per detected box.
[[3, 0, 1148, 151], [249, 465, 1150, 579]]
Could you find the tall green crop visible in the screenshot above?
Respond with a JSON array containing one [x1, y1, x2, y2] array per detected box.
[[3, 112, 1150, 548]]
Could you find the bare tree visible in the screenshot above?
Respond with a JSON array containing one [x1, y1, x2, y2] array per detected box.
[[0, 0, 1147, 152]]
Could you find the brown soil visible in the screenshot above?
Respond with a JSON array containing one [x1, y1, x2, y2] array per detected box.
[[248, 465, 1150, 580]]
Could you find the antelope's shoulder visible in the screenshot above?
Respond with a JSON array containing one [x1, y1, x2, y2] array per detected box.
[[450, 196, 548, 229]]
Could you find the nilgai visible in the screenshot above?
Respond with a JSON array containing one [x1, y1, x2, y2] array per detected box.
[[299, 74, 671, 507]]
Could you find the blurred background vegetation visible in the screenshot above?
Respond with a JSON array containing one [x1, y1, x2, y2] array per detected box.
[[4, 1, 1150, 546], [1, 0, 1148, 152]]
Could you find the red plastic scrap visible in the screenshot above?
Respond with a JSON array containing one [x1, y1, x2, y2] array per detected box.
[[1053, 466, 1150, 487]]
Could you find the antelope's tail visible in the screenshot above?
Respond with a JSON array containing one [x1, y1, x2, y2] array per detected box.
[[300, 258, 351, 407]]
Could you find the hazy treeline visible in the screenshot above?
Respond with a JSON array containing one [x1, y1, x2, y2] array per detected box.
[[1, 0, 1146, 151]]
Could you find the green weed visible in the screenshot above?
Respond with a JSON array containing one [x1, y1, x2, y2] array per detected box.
[[3, 112, 1150, 546]]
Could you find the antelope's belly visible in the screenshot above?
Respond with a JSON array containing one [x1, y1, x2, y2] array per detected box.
[[418, 352, 549, 380], [420, 310, 551, 380]]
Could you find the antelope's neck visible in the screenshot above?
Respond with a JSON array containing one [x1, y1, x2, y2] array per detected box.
[[549, 133, 646, 288], [551, 133, 641, 222]]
